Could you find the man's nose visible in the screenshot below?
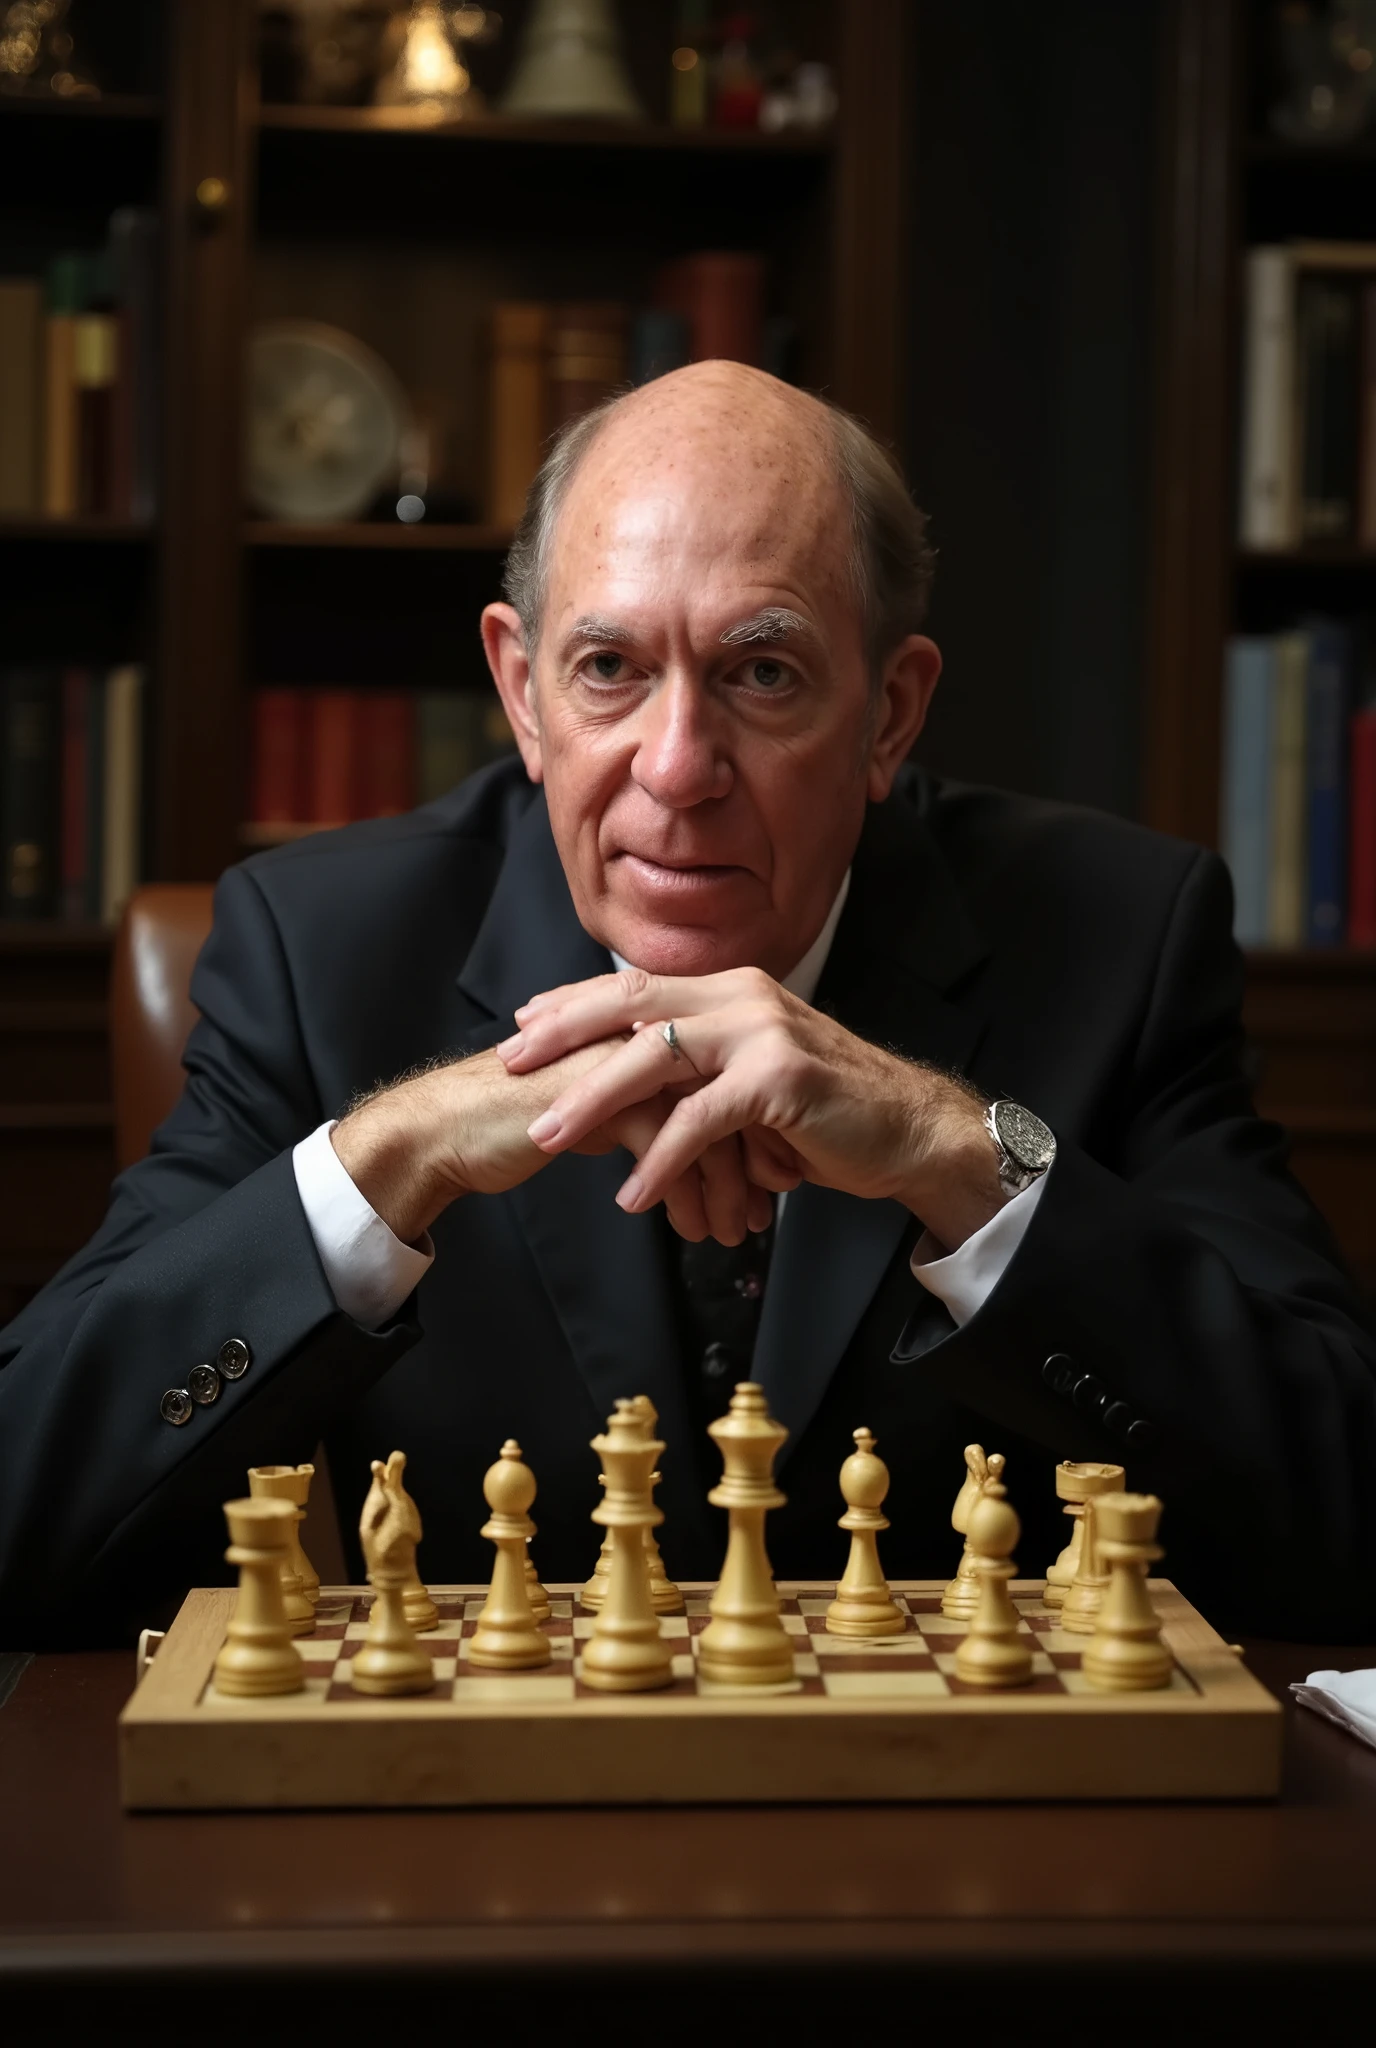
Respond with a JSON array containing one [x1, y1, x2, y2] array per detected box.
[[630, 675, 732, 808]]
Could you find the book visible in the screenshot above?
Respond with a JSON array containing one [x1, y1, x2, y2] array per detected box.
[[655, 252, 764, 366], [356, 691, 415, 817], [250, 688, 308, 825], [74, 312, 118, 517], [107, 208, 160, 522], [101, 665, 143, 925], [60, 667, 104, 922], [1350, 705, 1376, 947], [1, 668, 60, 919], [42, 254, 87, 520], [0, 279, 42, 515], [1269, 631, 1309, 945], [307, 690, 357, 825], [417, 692, 515, 803], [489, 302, 549, 528], [1238, 248, 1298, 549], [1297, 275, 1359, 542], [1221, 637, 1276, 945], [1360, 282, 1376, 552], [630, 309, 691, 386], [1301, 620, 1351, 944], [546, 303, 627, 431]]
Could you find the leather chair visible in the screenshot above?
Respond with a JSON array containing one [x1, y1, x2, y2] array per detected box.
[[111, 884, 215, 1172]]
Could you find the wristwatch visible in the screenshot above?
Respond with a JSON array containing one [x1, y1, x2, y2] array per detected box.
[[983, 1099, 1056, 1198]]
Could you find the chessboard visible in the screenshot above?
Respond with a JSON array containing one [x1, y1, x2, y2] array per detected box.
[[119, 1578, 1282, 1809]]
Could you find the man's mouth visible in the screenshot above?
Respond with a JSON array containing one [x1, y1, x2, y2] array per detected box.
[[613, 852, 751, 888]]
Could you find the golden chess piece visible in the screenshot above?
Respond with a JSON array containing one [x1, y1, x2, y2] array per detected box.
[[953, 1483, 1034, 1689], [581, 1516, 614, 1611], [941, 1444, 1006, 1620], [632, 1394, 684, 1616], [380, 1454, 438, 1633], [826, 1427, 904, 1638], [468, 1440, 551, 1670], [1060, 1460, 1126, 1636], [581, 1400, 675, 1692], [351, 1451, 435, 1695], [212, 1497, 306, 1698], [1082, 1491, 1173, 1692], [248, 1461, 320, 1615], [1044, 1460, 1124, 1610], [697, 1383, 795, 1687], [522, 1513, 552, 1623]]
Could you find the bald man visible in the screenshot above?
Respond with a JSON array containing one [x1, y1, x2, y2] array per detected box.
[[3, 365, 1373, 1647]]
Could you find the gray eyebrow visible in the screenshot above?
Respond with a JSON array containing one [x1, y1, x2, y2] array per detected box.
[[719, 608, 818, 648], [561, 613, 636, 652]]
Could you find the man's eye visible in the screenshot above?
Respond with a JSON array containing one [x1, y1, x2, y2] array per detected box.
[[747, 659, 786, 690], [590, 653, 625, 681]]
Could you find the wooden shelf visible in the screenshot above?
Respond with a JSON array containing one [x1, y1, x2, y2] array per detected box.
[[0, 517, 154, 543], [1246, 136, 1376, 165], [0, 923, 113, 954], [1244, 947, 1376, 976], [0, 91, 160, 121], [244, 521, 512, 552], [0, 1102, 113, 1132], [1237, 546, 1376, 569], [254, 103, 831, 154]]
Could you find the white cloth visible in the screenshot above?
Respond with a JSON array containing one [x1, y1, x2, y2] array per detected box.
[[1291, 1668, 1376, 1750], [294, 866, 1039, 1329]]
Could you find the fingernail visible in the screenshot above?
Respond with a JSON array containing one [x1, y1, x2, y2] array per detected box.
[[616, 1172, 644, 1211], [515, 998, 546, 1020], [527, 1111, 561, 1145], [496, 1033, 523, 1060]]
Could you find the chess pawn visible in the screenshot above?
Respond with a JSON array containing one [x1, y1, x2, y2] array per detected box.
[[1082, 1491, 1173, 1692], [1060, 1461, 1126, 1635], [523, 1514, 552, 1624], [213, 1497, 306, 1698], [826, 1428, 904, 1638], [581, 1400, 675, 1692], [631, 1396, 684, 1616], [248, 1462, 320, 1613], [953, 1485, 1034, 1689], [1044, 1460, 1124, 1609], [351, 1452, 435, 1696], [698, 1383, 795, 1687], [942, 1444, 1006, 1620], [468, 1441, 551, 1671]]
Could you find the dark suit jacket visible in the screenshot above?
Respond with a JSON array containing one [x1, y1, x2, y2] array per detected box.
[[2, 760, 1373, 1647]]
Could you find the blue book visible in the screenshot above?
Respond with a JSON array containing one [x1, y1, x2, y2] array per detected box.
[[1221, 637, 1277, 946], [1301, 617, 1352, 945]]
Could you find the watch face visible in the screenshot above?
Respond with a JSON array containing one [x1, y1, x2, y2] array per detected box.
[[993, 1100, 1056, 1173]]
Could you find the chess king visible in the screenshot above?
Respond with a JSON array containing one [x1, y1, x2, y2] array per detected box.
[[2, 362, 1374, 1648]]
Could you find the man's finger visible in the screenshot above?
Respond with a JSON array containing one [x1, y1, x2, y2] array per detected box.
[[501, 969, 752, 1074], [525, 1023, 703, 1152], [615, 1076, 765, 1213]]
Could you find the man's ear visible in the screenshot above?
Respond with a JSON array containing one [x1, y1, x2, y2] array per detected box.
[[481, 602, 544, 784], [865, 634, 942, 802]]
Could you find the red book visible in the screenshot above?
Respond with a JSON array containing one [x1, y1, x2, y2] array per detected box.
[[307, 690, 357, 826], [655, 252, 764, 366], [1349, 707, 1376, 946], [251, 689, 308, 825], [60, 667, 91, 920], [356, 692, 416, 818]]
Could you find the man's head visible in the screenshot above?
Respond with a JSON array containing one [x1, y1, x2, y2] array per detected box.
[[482, 362, 940, 982]]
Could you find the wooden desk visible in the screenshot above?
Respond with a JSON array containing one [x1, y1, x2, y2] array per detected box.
[[2, 1642, 1375, 2042]]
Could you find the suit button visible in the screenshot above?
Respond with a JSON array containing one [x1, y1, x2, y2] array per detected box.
[[1102, 1399, 1134, 1440], [1042, 1353, 1076, 1395], [160, 1388, 193, 1427], [187, 1363, 222, 1406], [1126, 1417, 1157, 1449], [217, 1337, 251, 1380], [1072, 1373, 1107, 1415]]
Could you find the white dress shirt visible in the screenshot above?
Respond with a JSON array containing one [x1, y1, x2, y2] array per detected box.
[[293, 869, 1043, 1328]]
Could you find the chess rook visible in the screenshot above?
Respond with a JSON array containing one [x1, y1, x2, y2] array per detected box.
[[1044, 1460, 1124, 1610], [352, 1451, 435, 1695], [247, 1461, 320, 1611], [698, 1383, 795, 1687], [953, 1484, 1034, 1689], [469, 1440, 552, 1671], [1060, 1460, 1125, 1636], [1083, 1491, 1173, 1692], [942, 1444, 1005, 1620], [581, 1399, 675, 1692], [212, 1497, 306, 1698], [826, 1427, 904, 1638]]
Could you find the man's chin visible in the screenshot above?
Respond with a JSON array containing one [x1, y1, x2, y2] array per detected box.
[[594, 878, 768, 979]]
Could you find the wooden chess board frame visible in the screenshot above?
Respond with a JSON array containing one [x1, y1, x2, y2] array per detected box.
[[119, 1580, 1283, 1810]]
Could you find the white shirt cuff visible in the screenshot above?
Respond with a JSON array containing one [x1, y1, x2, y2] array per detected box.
[[292, 1120, 434, 1331], [909, 1174, 1047, 1327]]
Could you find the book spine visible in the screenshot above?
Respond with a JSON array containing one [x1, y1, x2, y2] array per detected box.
[[100, 665, 143, 924], [1220, 637, 1276, 945], [546, 303, 627, 431], [489, 302, 549, 528], [107, 208, 160, 521], [2, 668, 60, 919], [1238, 249, 1298, 549], [1269, 631, 1309, 944], [307, 690, 357, 825], [1298, 276, 1360, 542], [1302, 619, 1351, 943], [84, 669, 105, 921], [1349, 707, 1376, 946], [74, 313, 118, 517], [655, 252, 764, 366], [60, 668, 91, 921], [250, 688, 307, 824], [416, 691, 474, 804], [629, 309, 691, 386], [357, 692, 416, 817], [1361, 283, 1376, 551], [42, 314, 77, 517], [0, 280, 42, 515]]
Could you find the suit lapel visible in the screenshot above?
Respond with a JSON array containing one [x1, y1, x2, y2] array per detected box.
[[755, 782, 992, 1462]]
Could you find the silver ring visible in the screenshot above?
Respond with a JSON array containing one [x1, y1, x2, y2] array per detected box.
[[662, 1019, 682, 1060]]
